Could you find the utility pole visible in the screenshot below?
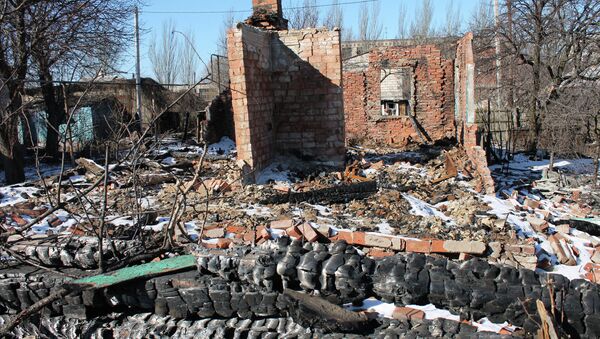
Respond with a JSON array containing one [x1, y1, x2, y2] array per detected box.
[[493, 0, 502, 111], [134, 6, 143, 130]]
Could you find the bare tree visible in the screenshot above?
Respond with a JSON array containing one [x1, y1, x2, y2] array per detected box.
[[495, 0, 600, 153], [179, 29, 198, 85], [342, 25, 355, 42], [323, 0, 343, 30], [469, 0, 494, 33], [217, 8, 235, 56], [409, 0, 434, 41], [149, 20, 181, 86], [287, 0, 319, 30], [0, 1, 28, 183], [358, 2, 383, 41], [397, 1, 407, 39], [444, 0, 462, 37], [29, 1, 134, 159]]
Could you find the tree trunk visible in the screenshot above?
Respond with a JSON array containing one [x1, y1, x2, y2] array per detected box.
[[549, 150, 555, 172], [39, 64, 65, 159], [527, 0, 544, 154], [594, 145, 599, 188], [0, 78, 26, 184], [2, 143, 25, 184]]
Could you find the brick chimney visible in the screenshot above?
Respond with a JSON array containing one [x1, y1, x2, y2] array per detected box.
[[247, 0, 288, 30], [252, 0, 282, 15]]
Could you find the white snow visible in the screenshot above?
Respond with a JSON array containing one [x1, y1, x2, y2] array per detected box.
[[161, 157, 176, 165], [346, 299, 516, 333], [489, 154, 594, 174], [0, 185, 39, 207], [376, 221, 392, 235], [256, 163, 293, 184], [402, 193, 453, 223], [242, 204, 273, 217], [207, 137, 236, 156]]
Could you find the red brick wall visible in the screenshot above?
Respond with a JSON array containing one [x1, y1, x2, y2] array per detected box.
[[343, 71, 367, 139], [343, 45, 455, 146], [228, 24, 345, 177], [228, 25, 275, 171]]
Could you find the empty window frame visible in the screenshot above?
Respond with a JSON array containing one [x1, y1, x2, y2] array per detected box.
[[380, 68, 412, 117], [381, 100, 409, 116]]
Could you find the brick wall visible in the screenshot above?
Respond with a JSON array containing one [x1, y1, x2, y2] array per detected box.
[[272, 29, 345, 163], [343, 45, 455, 146], [228, 24, 345, 178], [456, 33, 495, 194]]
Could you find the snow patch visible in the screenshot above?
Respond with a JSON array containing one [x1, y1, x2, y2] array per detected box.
[[256, 163, 293, 184], [402, 193, 453, 223], [208, 137, 236, 156]]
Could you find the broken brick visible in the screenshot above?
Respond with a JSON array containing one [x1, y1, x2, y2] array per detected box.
[[258, 226, 270, 240], [405, 239, 431, 253], [270, 219, 294, 230], [11, 213, 27, 226], [352, 232, 366, 246], [273, 184, 290, 193], [204, 238, 232, 249], [226, 225, 246, 234], [438, 240, 486, 254], [392, 307, 425, 321], [285, 225, 302, 238], [390, 237, 406, 251], [549, 234, 577, 265], [524, 198, 541, 210], [49, 215, 62, 227], [334, 230, 353, 243], [203, 227, 226, 238], [369, 160, 384, 170], [526, 215, 548, 233], [298, 223, 319, 242], [591, 250, 600, 264], [315, 224, 331, 238], [363, 233, 392, 248], [554, 224, 570, 235], [459, 253, 473, 261]]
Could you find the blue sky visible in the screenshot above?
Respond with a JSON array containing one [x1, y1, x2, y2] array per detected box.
[[123, 0, 481, 81]]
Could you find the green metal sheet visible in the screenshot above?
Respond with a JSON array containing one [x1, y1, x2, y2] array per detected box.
[[69, 255, 196, 289]]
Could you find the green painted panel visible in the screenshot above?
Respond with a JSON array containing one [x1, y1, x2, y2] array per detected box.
[[70, 255, 197, 289]]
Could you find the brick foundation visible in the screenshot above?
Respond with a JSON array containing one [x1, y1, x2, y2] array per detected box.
[[228, 24, 345, 178]]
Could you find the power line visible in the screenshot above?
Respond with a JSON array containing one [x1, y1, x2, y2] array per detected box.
[[141, 0, 376, 14]]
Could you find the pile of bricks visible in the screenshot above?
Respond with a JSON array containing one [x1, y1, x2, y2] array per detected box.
[[201, 218, 494, 259], [0, 202, 62, 232]]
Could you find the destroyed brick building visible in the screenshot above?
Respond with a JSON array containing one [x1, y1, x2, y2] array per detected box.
[[227, 0, 345, 179], [226, 0, 494, 191], [3, 1, 600, 338], [341, 34, 493, 193]]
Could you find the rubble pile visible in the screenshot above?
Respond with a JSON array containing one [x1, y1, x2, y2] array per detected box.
[[1, 139, 600, 337]]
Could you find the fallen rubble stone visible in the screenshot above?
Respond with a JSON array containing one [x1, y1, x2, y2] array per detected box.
[[392, 306, 425, 321], [549, 234, 577, 265], [261, 181, 378, 205]]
